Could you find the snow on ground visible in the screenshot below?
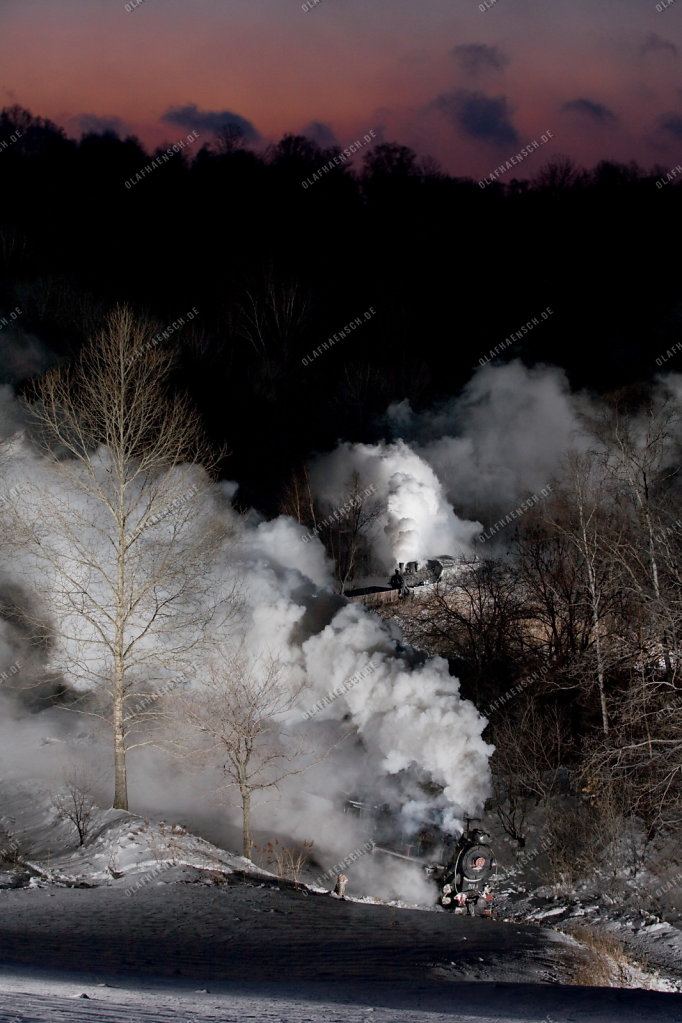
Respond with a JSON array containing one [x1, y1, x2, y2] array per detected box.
[[0, 967, 681, 1022], [497, 878, 682, 994], [1, 781, 682, 1021], [1, 853, 681, 1021], [0, 777, 269, 888], [472, 798, 682, 995]]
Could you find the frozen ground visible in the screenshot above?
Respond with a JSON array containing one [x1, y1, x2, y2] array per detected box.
[[0, 782, 681, 1021], [0, 878, 577, 984], [497, 878, 682, 993], [0, 968, 681, 1023], [1, 863, 681, 1021], [488, 808, 682, 994]]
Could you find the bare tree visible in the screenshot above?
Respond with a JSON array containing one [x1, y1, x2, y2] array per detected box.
[[279, 464, 318, 532], [6, 305, 239, 810], [514, 515, 594, 670], [377, 559, 528, 707], [548, 453, 625, 736], [281, 469, 380, 593], [489, 696, 574, 846], [597, 393, 681, 680], [52, 762, 99, 846], [255, 837, 315, 882], [320, 472, 380, 594], [237, 271, 310, 400], [170, 647, 313, 860]]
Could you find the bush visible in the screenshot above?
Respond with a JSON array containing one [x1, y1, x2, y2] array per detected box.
[[256, 838, 314, 882]]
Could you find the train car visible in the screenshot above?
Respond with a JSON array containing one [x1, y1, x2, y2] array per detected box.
[[345, 555, 479, 609]]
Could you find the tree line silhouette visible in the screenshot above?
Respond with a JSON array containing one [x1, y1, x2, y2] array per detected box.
[[0, 104, 680, 512]]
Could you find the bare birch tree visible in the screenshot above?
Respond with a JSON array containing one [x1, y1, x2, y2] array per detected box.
[[598, 394, 681, 679], [170, 647, 311, 860], [549, 453, 624, 736], [321, 472, 380, 594], [6, 305, 239, 810]]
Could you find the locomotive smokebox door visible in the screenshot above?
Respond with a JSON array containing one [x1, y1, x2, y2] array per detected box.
[[437, 824, 496, 914]]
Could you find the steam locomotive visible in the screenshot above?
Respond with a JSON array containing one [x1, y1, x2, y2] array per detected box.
[[343, 799, 496, 916], [345, 556, 479, 609], [427, 820, 496, 916]]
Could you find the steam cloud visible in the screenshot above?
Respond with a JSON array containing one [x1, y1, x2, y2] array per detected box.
[[387, 361, 587, 517], [0, 385, 493, 902], [308, 439, 482, 568]]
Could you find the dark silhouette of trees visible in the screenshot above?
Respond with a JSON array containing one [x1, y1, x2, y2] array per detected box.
[[1, 104, 681, 513]]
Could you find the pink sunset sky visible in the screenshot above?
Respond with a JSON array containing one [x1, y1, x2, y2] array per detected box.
[[2, 0, 681, 178]]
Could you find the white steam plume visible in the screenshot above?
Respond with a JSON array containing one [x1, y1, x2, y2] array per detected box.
[[0, 389, 492, 901], [308, 439, 482, 569], [386, 361, 586, 516]]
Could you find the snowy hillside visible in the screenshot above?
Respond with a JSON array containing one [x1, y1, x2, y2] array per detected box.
[[1, 776, 682, 1022]]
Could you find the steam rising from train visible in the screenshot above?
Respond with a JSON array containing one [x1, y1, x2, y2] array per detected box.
[[0, 380, 493, 899], [2, 357, 673, 899]]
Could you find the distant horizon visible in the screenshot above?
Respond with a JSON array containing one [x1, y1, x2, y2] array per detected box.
[[4, 100, 680, 190], [2, 0, 681, 180]]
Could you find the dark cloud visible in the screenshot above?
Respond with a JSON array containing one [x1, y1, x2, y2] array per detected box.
[[434, 90, 518, 147], [451, 43, 509, 75], [561, 98, 618, 124], [161, 104, 259, 142], [660, 114, 682, 140], [640, 33, 678, 59], [302, 121, 338, 148], [74, 114, 127, 137]]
